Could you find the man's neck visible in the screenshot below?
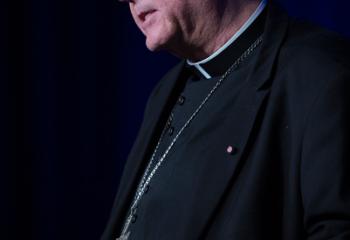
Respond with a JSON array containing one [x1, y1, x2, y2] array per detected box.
[[179, 0, 264, 62]]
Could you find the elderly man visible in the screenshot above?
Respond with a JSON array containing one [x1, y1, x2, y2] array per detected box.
[[102, 0, 350, 239]]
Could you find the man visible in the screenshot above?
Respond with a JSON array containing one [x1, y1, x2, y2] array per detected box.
[[102, 0, 350, 239]]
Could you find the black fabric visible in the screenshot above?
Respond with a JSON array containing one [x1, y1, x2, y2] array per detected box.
[[130, 38, 257, 239], [127, 46, 261, 239], [102, 2, 350, 240], [124, 17, 266, 237]]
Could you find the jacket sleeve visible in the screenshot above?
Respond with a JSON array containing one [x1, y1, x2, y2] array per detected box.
[[301, 69, 350, 239]]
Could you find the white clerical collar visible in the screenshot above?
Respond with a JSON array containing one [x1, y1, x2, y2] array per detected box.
[[187, 0, 267, 79]]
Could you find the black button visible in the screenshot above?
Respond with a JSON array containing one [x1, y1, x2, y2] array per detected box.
[[168, 126, 174, 136], [131, 214, 137, 223], [178, 95, 185, 105]]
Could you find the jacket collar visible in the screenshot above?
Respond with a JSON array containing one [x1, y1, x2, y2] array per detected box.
[[248, 1, 289, 91]]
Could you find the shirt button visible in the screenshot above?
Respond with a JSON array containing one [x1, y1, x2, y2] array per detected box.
[[168, 126, 174, 136], [178, 95, 185, 105]]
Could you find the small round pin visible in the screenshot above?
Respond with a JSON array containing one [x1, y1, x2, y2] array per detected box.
[[227, 145, 235, 154]]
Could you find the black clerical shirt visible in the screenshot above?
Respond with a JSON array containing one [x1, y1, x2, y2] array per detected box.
[[125, 8, 266, 239]]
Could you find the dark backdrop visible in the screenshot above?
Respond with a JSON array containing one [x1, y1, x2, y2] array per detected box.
[[1, 0, 349, 239]]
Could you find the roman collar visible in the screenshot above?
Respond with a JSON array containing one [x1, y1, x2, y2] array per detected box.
[[186, 0, 267, 79]]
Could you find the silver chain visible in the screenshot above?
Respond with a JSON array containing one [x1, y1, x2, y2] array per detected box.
[[118, 35, 263, 239]]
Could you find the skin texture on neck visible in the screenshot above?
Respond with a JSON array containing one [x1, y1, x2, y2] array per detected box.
[[128, 0, 261, 61], [175, 0, 261, 61]]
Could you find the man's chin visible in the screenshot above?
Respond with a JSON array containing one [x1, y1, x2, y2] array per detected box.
[[145, 32, 173, 52], [145, 38, 165, 52]]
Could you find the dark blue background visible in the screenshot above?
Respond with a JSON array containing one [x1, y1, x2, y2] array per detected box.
[[1, 0, 349, 239]]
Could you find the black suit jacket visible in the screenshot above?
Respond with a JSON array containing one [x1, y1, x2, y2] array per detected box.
[[102, 3, 350, 239]]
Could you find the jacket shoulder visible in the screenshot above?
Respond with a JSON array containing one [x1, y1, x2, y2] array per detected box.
[[280, 18, 350, 72], [271, 18, 350, 125], [274, 18, 350, 101]]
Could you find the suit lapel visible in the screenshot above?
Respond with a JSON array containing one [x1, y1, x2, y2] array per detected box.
[[169, 3, 290, 237], [103, 61, 188, 238], [200, 3, 290, 236]]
